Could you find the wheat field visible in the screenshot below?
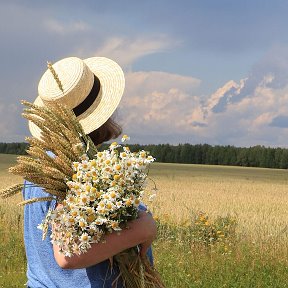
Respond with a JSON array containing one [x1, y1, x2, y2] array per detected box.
[[0, 154, 23, 233], [1, 154, 288, 287], [147, 163, 288, 242], [2, 154, 288, 241]]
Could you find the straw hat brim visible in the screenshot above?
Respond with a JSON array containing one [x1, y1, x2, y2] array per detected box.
[[29, 57, 125, 139]]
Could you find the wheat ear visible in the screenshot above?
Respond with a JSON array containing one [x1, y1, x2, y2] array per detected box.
[[0, 184, 24, 198], [6, 101, 97, 205], [18, 197, 55, 206], [47, 61, 64, 93]]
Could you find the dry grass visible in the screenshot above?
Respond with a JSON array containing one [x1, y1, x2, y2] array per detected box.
[[2, 155, 288, 241], [148, 163, 288, 242], [0, 154, 26, 287], [0, 154, 23, 188], [1, 154, 288, 287], [0, 154, 23, 228]]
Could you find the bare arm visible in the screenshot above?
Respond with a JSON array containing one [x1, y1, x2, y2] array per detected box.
[[53, 211, 157, 269]]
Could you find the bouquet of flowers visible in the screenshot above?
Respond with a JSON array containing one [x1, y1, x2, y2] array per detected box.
[[1, 101, 165, 288], [40, 139, 155, 257]]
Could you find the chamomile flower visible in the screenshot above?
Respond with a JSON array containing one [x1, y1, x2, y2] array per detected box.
[[115, 200, 123, 208], [145, 155, 155, 163], [78, 218, 87, 229], [120, 152, 128, 159], [125, 199, 133, 207], [140, 151, 146, 158], [123, 146, 130, 152], [79, 193, 90, 205], [105, 201, 115, 212], [94, 217, 107, 225], [70, 208, 80, 218], [72, 244, 81, 255], [114, 164, 122, 171], [42, 136, 156, 257], [109, 142, 119, 150], [108, 191, 118, 200], [80, 160, 90, 171], [109, 221, 121, 231], [121, 134, 130, 142], [66, 194, 76, 204], [80, 233, 91, 245], [134, 198, 141, 206]]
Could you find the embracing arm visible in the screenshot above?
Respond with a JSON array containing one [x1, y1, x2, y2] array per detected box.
[[53, 211, 157, 269]]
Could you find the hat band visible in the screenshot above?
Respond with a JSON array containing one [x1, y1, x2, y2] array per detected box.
[[73, 75, 100, 117]]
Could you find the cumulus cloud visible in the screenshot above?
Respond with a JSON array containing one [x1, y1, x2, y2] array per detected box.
[[183, 46, 288, 146], [0, 2, 178, 142], [117, 71, 201, 143], [116, 46, 288, 147], [2, 2, 288, 146]]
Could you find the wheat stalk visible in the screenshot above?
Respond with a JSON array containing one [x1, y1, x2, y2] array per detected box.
[[47, 61, 64, 93], [18, 197, 56, 206], [0, 184, 24, 198], [1, 101, 98, 204]]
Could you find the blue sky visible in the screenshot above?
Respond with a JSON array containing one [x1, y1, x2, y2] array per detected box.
[[1, 0, 288, 146]]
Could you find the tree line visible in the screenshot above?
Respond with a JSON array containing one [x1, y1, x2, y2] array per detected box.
[[1, 142, 288, 169], [0, 142, 28, 155]]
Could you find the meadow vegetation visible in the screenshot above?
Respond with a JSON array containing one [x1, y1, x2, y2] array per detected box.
[[1, 154, 288, 287]]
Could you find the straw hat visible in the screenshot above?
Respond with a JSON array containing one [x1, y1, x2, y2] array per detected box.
[[29, 56, 125, 138]]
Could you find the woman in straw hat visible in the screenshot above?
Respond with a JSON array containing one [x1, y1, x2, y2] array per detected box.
[[23, 57, 157, 288]]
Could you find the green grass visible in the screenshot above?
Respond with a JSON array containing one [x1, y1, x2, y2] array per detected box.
[[154, 241, 288, 288], [0, 231, 26, 288], [0, 200, 26, 288], [0, 154, 26, 288], [153, 222, 288, 288], [1, 154, 288, 287]]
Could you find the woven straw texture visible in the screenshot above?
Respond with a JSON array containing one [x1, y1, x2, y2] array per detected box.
[[29, 57, 125, 138]]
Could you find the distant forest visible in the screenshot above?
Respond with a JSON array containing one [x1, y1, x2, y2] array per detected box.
[[1, 142, 288, 169]]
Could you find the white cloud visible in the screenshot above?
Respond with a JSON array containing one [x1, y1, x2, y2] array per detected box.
[[116, 46, 288, 147], [94, 36, 176, 67], [191, 72, 288, 146], [2, 2, 288, 146], [118, 71, 201, 140]]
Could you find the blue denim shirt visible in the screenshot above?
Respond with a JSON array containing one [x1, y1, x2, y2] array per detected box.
[[23, 182, 153, 288]]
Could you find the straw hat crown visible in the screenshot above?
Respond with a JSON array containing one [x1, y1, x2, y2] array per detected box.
[[38, 57, 94, 109], [29, 56, 125, 138]]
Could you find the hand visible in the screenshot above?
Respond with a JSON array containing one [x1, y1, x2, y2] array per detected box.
[[137, 211, 157, 258], [53, 205, 157, 268]]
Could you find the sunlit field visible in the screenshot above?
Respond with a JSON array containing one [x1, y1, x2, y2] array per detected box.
[[148, 163, 288, 241], [0, 154, 25, 287], [1, 154, 288, 287]]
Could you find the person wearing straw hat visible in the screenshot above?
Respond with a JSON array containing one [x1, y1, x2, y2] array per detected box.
[[23, 56, 156, 288]]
